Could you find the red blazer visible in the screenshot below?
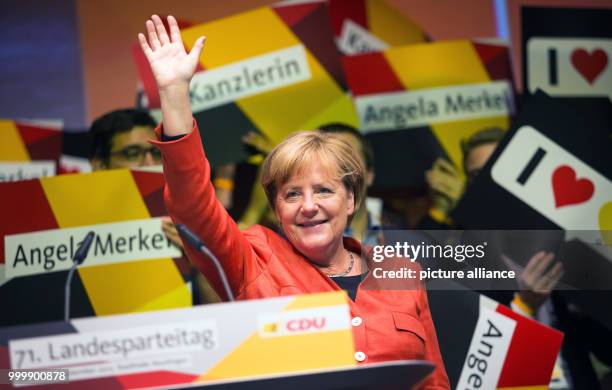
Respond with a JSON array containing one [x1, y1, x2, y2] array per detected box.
[[152, 123, 450, 389]]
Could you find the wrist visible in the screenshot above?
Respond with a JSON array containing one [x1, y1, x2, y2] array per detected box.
[[428, 208, 452, 225], [159, 83, 193, 136], [159, 83, 191, 109], [514, 293, 537, 316], [213, 177, 234, 191], [159, 82, 190, 96], [430, 194, 452, 215]]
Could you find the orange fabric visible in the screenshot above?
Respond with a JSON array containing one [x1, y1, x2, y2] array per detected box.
[[151, 122, 450, 389]]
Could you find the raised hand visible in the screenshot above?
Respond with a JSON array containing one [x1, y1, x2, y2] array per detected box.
[[138, 15, 204, 90], [138, 15, 204, 135]]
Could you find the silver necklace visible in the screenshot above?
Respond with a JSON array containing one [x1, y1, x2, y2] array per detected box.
[[327, 251, 355, 278]]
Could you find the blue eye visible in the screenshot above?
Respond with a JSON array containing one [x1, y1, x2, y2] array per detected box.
[[317, 187, 332, 194]]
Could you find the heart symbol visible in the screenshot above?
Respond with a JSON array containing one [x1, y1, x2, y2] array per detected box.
[[552, 165, 594, 208], [571, 48, 608, 84]]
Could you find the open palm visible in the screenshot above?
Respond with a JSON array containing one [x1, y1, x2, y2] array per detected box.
[[138, 15, 205, 89]]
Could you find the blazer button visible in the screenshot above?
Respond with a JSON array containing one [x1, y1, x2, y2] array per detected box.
[[351, 316, 363, 326], [354, 351, 367, 362]]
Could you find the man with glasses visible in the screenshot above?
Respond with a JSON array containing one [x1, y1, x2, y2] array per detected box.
[[90, 109, 160, 170], [89, 108, 220, 304]]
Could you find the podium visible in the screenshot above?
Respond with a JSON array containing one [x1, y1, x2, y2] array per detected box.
[[0, 292, 436, 389], [177, 361, 434, 390]]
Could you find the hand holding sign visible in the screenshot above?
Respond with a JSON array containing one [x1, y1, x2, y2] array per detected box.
[[161, 216, 184, 250], [517, 251, 564, 312]]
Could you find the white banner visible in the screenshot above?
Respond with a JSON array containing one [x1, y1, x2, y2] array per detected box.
[[189, 44, 312, 112], [355, 81, 514, 132], [4, 218, 181, 280], [0, 161, 56, 182], [527, 37, 612, 99], [456, 304, 517, 390], [336, 19, 389, 55], [10, 320, 217, 371]]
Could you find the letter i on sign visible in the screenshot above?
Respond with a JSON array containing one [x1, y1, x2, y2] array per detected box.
[[548, 49, 558, 86], [517, 147, 546, 185]]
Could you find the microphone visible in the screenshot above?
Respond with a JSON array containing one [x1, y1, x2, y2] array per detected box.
[[176, 224, 235, 301], [73, 231, 95, 264], [65, 231, 95, 321]]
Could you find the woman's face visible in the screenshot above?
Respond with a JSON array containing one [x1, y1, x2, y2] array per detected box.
[[275, 161, 354, 263]]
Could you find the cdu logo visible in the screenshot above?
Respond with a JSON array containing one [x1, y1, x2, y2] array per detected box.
[[258, 312, 330, 337]]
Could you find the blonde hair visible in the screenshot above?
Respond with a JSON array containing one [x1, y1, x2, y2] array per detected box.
[[261, 131, 366, 213]]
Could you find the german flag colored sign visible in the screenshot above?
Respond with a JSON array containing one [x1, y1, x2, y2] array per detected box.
[[428, 281, 563, 389], [0, 169, 191, 327], [0, 119, 63, 182], [342, 40, 517, 189], [136, 3, 358, 166], [329, 0, 427, 55]]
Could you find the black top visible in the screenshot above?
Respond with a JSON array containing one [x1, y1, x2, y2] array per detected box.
[[332, 274, 366, 301], [161, 133, 185, 142]]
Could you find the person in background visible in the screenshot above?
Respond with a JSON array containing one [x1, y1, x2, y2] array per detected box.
[[237, 131, 278, 230], [89, 108, 159, 170], [421, 127, 612, 389], [139, 15, 449, 388], [421, 127, 504, 228], [420, 127, 563, 316], [89, 108, 219, 304]]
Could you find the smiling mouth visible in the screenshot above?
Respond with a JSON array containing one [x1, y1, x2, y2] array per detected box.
[[297, 220, 328, 227]]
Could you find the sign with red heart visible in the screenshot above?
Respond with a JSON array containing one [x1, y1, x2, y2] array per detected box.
[[570, 48, 608, 84], [552, 165, 595, 208]]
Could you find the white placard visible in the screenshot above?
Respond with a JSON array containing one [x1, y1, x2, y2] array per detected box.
[[337, 19, 389, 55], [491, 126, 611, 230], [0, 161, 56, 182], [189, 44, 312, 112], [355, 81, 514, 132], [527, 37, 612, 99], [9, 320, 217, 374], [456, 305, 517, 390], [4, 218, 181, 280]]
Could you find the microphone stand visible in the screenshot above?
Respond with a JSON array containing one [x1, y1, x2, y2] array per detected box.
[[176, 224, 235, 301], [64, 231, 95, 322], [64, 265, 79, 322]]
